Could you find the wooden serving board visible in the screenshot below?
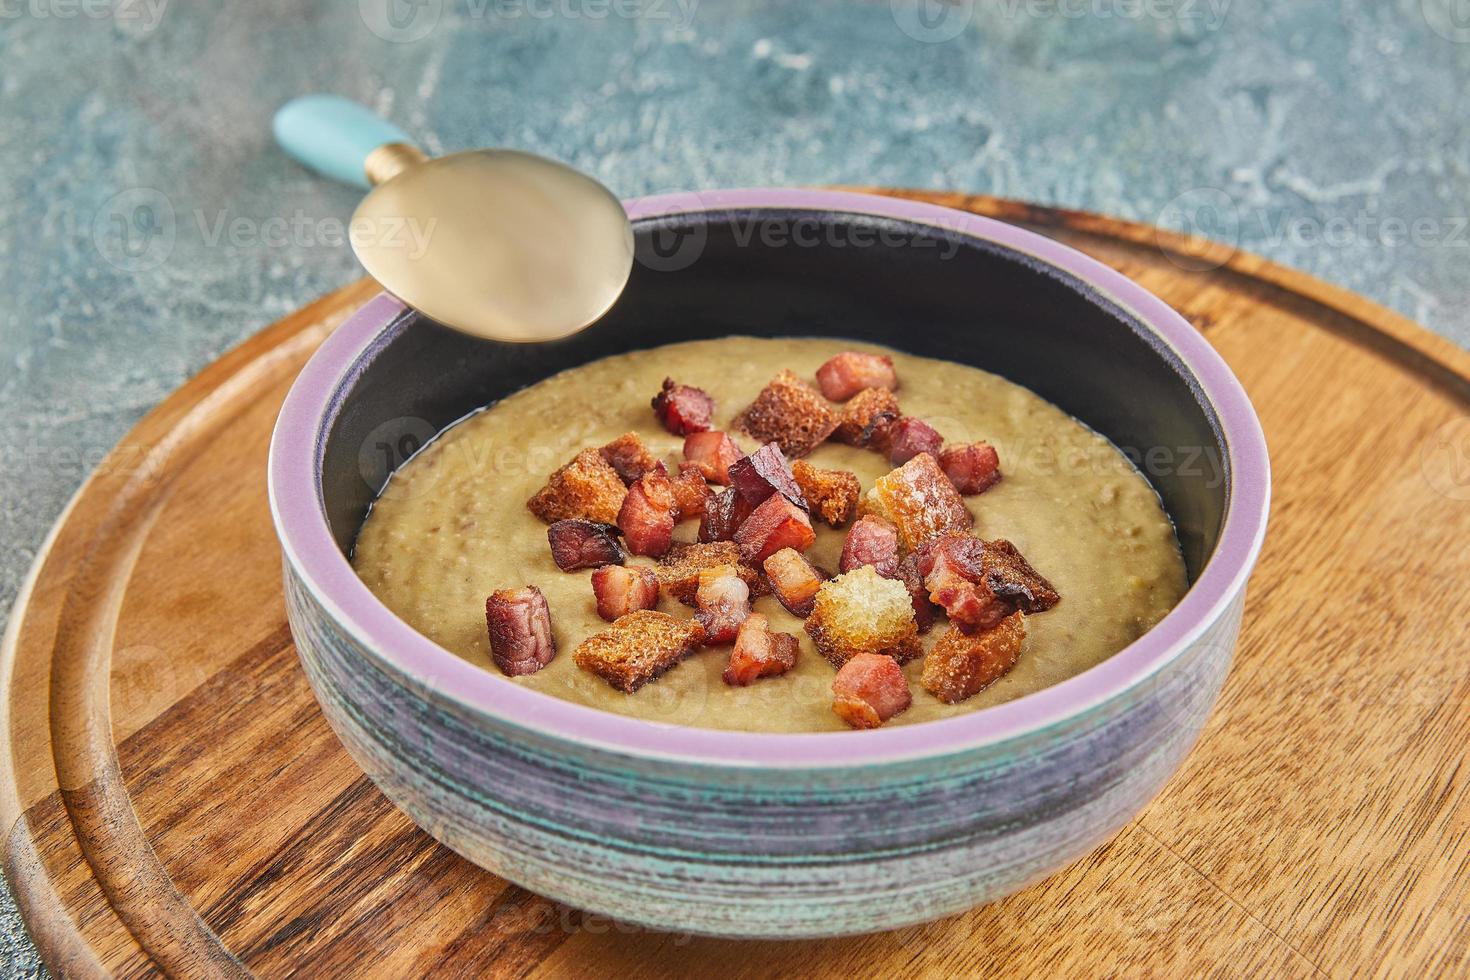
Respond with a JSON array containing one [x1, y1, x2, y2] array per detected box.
[[3, 190, 1466, 978]]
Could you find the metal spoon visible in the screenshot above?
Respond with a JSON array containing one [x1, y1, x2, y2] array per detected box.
[[274, 95, 634, 343]]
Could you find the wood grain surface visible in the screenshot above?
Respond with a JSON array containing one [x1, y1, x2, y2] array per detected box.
[[1, 190, 1466, 978]]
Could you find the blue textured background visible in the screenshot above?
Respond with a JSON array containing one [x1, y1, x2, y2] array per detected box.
[[1, 0, 1465, 971]]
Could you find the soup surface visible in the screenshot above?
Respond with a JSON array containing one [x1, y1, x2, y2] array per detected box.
[[353, 337, 1188, 732]]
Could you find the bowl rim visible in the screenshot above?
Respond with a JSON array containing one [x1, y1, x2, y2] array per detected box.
[[268, 188, 1270, 768]]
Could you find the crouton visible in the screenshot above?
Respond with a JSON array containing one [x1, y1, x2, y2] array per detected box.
[[939, 442, 1002, 495], [572, 610, 706, 693], [670, 463, 714, 522], [733, 370, 837, 457], [599, 432, 661, 485], [651, 378, 714, 435], [831, 653, 911, 729], [683, 430, 744, 484], [832, 386, 901, 447], [527, 448, 627, 525], [791, 459, 860, 527], [590, 564, 660, 622], [656, 541, 764, 604], [723, 612, 799, 686], [547, 519, 625, 571], [885, 417, 944, 465], [485, 587, 556, 677], [762, 547, 828, 617], [617, 466, 677, 557], [864, 453, 973, 550], [816, 351, 899, 401], [734, 493, 815, 565], [804, 565, 921, 668], [921, 611, 1027, 704], [694, 564, 752, 644]]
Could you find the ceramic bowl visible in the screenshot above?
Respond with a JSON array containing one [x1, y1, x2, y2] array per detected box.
[[268, 189, 1269, 938]]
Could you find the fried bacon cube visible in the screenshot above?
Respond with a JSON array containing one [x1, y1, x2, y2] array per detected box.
[[655, 541, 764, 604], [980, 538, 1061, 612], [832, 387, 901, 447], [791, 459, 860, 528], [918, 535, 1059, 633], [682, 430, 744, 484], [697, 486, 754, 543], [546, 519, 625, 571], [864, 452, 973, 550], [723, 612, 799, 686], [670, 463, 714, 522], [815, 352, 899, 402], [805, 565, 920, 668], [599, 431, 661, 485], [921, 611, 1027, 704], [938, 442, 1002, 495], [651, 378, 714, 435], [693, 564, 752, 644], [838, 514, 901, 579], [896, 553, 938, 633], [485, 587, 556, 677], [572, 610, 706, 693], [885, 417, 945, 465], [831, 652, 912, 729], [617, 467, 677, 557], [728, 441, 806, 509], [762, 547, 828, 617], [527, 448, 627, 525], [734, 493, 816, 565], [590, 564, 660, 621], [733, 370, 837, 458]]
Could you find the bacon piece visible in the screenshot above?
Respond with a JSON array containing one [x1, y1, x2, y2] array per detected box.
[[938, 442, 1002, 495], [546, 519, 625, 571], [682, 430, 744, 484], [864, 452, 973, 550], [655, 541, 765, 604], [693, 564, 752, 644], [831, 652, 912, 729], [762, 547, 828, 617], [839, 514, 900, 578], [815, 352, 899, 401], [527, 448, 627, 525], [734, 493, 815, 565], [599, 432, 661, 485], [791, 459, 860, 528], [723, 612, 799, 685], [896, 553, 938, 633], [805, 566, 920, 668], [670, 463, 714, 522], [918, 535, 1059, 633], [733, 370, 838, 458], [651, 378, 714, 435], [590, 564, 660, 621], [981, 538, 1061, 613], [728, 441, 806, 509], [572, 610, 706, 693], [697, 486, 754, 543], [885, 417, 945, 465], [922, 611, 1027, 703], [485, 587, 556, 677], [617, 467, 677, 557], [833, 387, 901, 447]]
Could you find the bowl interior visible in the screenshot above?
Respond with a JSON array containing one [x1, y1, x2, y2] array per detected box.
[[321, 208, 1227, 579]]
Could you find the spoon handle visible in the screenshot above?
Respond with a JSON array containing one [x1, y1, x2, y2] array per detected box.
[[273, 95, 422, 190]]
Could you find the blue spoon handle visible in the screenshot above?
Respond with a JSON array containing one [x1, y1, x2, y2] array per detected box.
[[273, 95, 421, 189]]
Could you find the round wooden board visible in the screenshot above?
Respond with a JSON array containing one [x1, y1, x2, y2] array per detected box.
[[2, 190, 1467, 979]]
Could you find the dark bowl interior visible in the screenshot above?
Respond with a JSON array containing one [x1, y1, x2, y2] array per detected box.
[[321, 209, 1227, 580]]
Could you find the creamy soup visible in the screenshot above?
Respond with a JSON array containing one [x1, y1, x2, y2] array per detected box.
[[353, 337, 1188, 732]]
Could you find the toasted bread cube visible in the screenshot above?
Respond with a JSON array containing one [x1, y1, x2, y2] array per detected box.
[[527, 448, 627, 525], [670, 463, 714, 522], [485, 587, 556, 677], [981, 538, 1060, 612], [655, 541, 764, 604], [885, 417, 944, 465], [804, 565, 920, 668], [599, 432, 661, 485], [683, 430, 744, 484], [816, 352, 899, 402], [921, 611, 1027, 703], [734, 493, 815, 565], [651, 378, 714, 435], [723, 612, 799, 685], [762, 547, 828, 617], [938, 441, 1002, 495], [865, 453, 973, 551], [694, 564, 752, 644], [733, 370, 837, 458], [791, 459, 860, 528], [832, 387, 901, 447], [831, 653, 911, 729], [590, 564, 660, 622], [573, 610, 706, 693], [839, 514, 900, 578]]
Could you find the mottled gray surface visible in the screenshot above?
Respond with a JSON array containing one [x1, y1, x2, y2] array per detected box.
[[1, 0, 1466, 971]]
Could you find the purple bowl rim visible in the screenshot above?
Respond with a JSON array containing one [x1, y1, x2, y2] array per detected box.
[[268, 188, 1270, 768]]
